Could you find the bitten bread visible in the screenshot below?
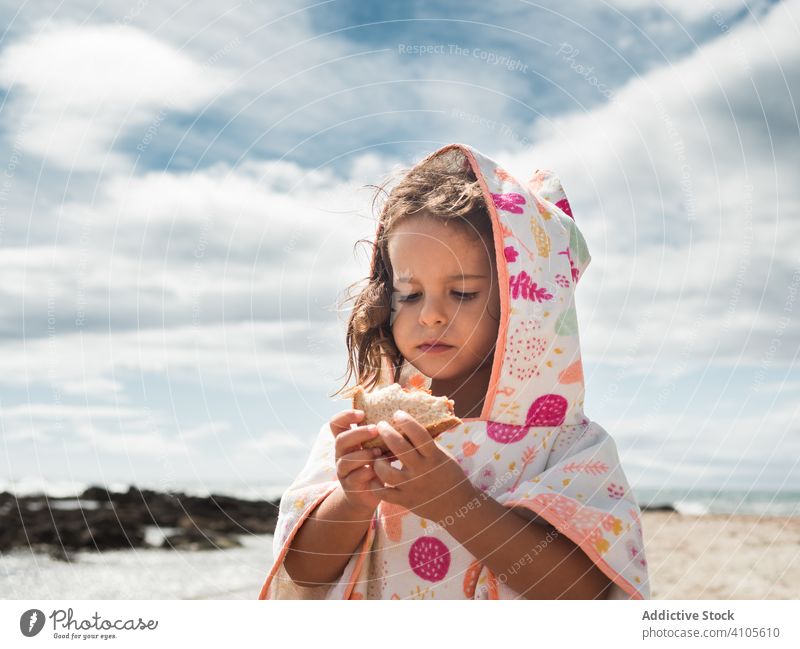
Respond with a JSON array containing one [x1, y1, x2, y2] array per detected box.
[[350, 382, 462, 451]]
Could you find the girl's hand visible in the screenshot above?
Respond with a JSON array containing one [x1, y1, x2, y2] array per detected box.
[[329, 409, 384, 515], [368, 410, 476, 523]]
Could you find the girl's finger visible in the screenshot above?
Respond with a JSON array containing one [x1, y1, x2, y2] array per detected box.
[[367, 479, 397, 504], [336, 448, 382, 478], [335, 424, 380, 456], [343, 467, 380, 495], [329, 409, 365, 436], [376, 420, 419, 466], [390, 410, 436, 458], [346, 465, 377, 486], [373, 456, 406, 487]]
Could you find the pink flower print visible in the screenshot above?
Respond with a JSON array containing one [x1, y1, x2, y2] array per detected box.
[[487, 420, 530, 444], [556, 198, 573, 219], [554, 273, 570, 288], [524, 493, 578, 529], [600, 514, 624, 536], [558, 247, 580, 283], [526, 394, 568, 427], [561, 460, 609, 476], [509, 270, 553, 302], [408, 536, 451, 582], [494, 167, 515, 183], [511, 446, 539, 491], [488, 395, 568, 440], [628, 509, 645, 544], [492, 192, 526, 214], [504, 245, 519, 263], [507, 318, 546, 383], [476, 464, 497, 493], [607, 483, 625, 499], [625, 539, 647, 569]]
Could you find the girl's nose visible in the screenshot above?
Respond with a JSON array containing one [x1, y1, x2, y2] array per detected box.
[[418, 297, 448, 326]]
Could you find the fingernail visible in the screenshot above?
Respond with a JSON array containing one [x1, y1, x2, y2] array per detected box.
[[353, 410, 364, 419], [393, 409, 409, 421], [368, 425, 378, 434]]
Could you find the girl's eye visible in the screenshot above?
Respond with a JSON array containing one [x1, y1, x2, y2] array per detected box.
[[396, 291, 478, 303], [396, 293, 419, 303]]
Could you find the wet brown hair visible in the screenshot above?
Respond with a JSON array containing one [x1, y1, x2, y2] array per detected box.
[[330, 148, 495, 399]]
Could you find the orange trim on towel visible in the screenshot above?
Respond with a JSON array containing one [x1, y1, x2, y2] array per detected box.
[[503, 499, 644, 600], [486, 568, 500, 599], [461, 146, 508, 420], [257, 485, 377, 600], [257, 484, 377, 600], [343, 513, 377, 599], [257, 485, 338, 599]]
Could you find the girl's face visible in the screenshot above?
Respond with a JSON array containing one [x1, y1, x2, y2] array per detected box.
[[388, 215, 500, 383]]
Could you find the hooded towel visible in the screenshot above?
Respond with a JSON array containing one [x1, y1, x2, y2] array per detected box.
[[257, 143, 650, 600]]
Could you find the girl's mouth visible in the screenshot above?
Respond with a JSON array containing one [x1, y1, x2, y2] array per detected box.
[[418, 344, 453, 353]]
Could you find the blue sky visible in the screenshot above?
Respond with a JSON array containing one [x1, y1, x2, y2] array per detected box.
[[0, 0, 798, 499]]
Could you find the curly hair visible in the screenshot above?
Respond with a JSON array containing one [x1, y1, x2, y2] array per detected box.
[[330, 148, 494, 399]]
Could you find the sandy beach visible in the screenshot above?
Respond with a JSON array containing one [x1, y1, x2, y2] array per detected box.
[[642, 512, 800, 599], [2, 512, 798, 599], [237, 512, 800, 600]]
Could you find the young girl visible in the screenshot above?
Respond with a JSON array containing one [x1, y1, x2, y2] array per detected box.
[[258, 143, 650, 600]]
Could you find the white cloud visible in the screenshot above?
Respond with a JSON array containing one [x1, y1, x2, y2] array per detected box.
[[0, 1, 796, 488], [483, 0, 800, 373], [0, 170, 374, 337], [613, 399, 800, 491], [1, 1, 797, 398], [74, 420, 186, 456], [238, 431, 308, 453], [1, 403, 148, 418], [0, 22, 231, 172], [180, 420, 233, 442], [0, 320, 347, 397], [0, 402, 174, 455], [59, 377, 126, 399]]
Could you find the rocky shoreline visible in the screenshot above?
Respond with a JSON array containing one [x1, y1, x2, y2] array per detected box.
[[0, 486, 281, 562], [1, 485, 677, 563]]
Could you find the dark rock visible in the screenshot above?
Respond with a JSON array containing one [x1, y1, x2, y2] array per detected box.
[[640, 503, 678, 513], [162, 527, 243, 551], [0, 486, 282, 558], [79, 486, 114, 502]]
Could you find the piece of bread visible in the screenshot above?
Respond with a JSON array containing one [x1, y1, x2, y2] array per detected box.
[[351, 382, 462, 451]]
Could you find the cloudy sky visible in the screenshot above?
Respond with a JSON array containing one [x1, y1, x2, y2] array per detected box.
[[0, 0, 797, 499]]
